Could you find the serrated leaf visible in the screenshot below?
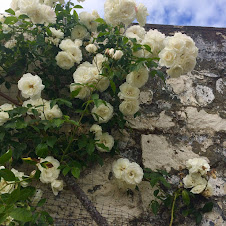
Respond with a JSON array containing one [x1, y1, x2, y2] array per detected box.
[[0, 149, 12, 165], [19, 187, 36, 201], [9, 208, 32, 222], [4, 16, 18, 24], [110, 80, 116, 93], [154, 189, 159, 197], [195, 212, 202, 224], [87, 141, 95, 155]]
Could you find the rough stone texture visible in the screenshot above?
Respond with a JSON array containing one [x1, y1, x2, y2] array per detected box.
[[1, 24, 226, 225]]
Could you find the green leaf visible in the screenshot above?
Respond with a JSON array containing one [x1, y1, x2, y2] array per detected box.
[[19, 187, 36, 201], [202, 202, 213, 213], [159, 177, 171, 188], [37, 198, 46, 207], [73, 5, 83, 8], [110, 80, 116, 93], [15, 120, 27, 129], [78, 135, 87, 149], [154, 189, 159, 197], [182, 189, 190, 206], [18, 14, 29, 19], [71, 88, 81, 98], [52, 118, 64, 128], [5, 8, 15, 15], [87, 141, 95, 155], [95, 18, 106, 23], [0, 206, 4, 214], [0, 169, 16, 181], [91, 93, 99, 100], [62, 166, 70, 176], [195, 211, 202, 224], [150, 200, 159, 215], [71, 167, 80, 179], [0, 149, 12, 165], [35, 143, 48, 158], [6, 187, 20, 204], [4, 16, 18, 24], [9, 208, 32, 222], [46, 136, 57, 148]]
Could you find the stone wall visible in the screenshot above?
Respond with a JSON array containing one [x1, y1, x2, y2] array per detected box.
[[0, 24, 225, 225]]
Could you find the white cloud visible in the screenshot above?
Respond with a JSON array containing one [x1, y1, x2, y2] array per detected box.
[[0, 0, 225, 27]]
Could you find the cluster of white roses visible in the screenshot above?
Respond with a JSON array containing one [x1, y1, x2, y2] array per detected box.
[[17, 73, 63, 120], [90, 124, 114, 152], [118, 65, 149, 116], [37, 156, 63, 195], [183, 158, 213, 197], [0, 166, 29, 195], [0, 103, 14, 126], [104, 0, 149, 27], [56, 39, 83, 69], [159, 32, 198, 78], [10, 0, 58, 24], [112, 158, 143, 190]]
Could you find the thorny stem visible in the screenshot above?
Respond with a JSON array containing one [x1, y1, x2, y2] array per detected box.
[[0, 91, 21, 106]]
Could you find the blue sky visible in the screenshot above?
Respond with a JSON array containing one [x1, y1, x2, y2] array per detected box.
[[1, 0, 225, 27]]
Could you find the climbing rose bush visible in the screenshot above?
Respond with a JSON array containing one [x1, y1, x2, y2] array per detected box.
[[0, 0, 204, 224]]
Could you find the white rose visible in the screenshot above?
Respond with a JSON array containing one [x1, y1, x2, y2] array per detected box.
[[126, 66, 149, 88], [112, 158, 130, 179], [18, 73, 45, 99], [125, 25, 146, 43], [96, 132, 114, 152], [122, 162, 143, 185], [166, 65, 184, 78], [105, 48, 115, 58], [79, 11, 98, 32], [0, 112, 10, 126], [40, 4, 56, 24], [159, 48, 177, 68], [92, 53, 107, 70], [11, 168, 29, 187], [136, 3, 149, 27], [180, 55, 196, 74], [96, 76, 110, 92], [59, 39, 75, 51], [51, 179, 63, 196], [186, 158, 210, 176], [164, 35, 186, 54], [92, 102, 113, 123], [143, 29, 165, 57], [0, 178, 15, 194], [190, 184, 207, 194], [118, 82, 140, 100], [113, 50, 123, 60], [39, 101, 62, 120], [23, 98, 46, 115], [119, 99, 139, 116], [71, 25, 89, 40], [104, 0, 136, 26], [85, 44, 98, 53], [37, 156, 60, 183], [70, 83, 91, 99], [90, 124, 102, 136], [67, 46, 82, 64], [4, 39, 17, 49], [183, 173, 207, 189], [49, 27, 64, 39], [11, 0, 20, 11], [74, 39, 83, 47], [56, 51, 74, 69], [0, 103, 14, 112], [202, 182, 213, 198]]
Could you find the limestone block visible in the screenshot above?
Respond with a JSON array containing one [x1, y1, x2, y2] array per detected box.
[[185, 107, 226, 132], [141, 134, 200, 172], [195, 85, 215, 106]]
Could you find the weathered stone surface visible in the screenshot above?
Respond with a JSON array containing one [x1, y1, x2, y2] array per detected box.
[[141, 134, 200, 172]]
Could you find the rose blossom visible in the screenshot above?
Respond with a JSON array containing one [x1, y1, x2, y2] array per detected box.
[[112, 158, 130, 179], [95, 132, 114, 152], [119, 99, 139, 116], [92, 102, 113, 123], [18, 73, 45, 99]]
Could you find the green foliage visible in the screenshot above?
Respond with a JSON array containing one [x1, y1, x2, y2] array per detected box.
[[144, 168, 213, 225]]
